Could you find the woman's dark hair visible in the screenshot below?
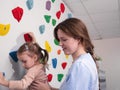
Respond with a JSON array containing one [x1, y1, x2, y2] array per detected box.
[[54, 18, 96, 61]]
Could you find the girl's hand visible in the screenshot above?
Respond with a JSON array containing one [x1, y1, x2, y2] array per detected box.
[[27, 32, 36, 43], [0, 72, 9, 87], [0, 72, 5, 83]]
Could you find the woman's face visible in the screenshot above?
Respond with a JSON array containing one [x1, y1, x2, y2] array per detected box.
[[17, 51, 37, 69], [57, 29, 80, 55]]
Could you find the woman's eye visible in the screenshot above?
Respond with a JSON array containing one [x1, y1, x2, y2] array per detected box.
[[62, 39, 67, 41]]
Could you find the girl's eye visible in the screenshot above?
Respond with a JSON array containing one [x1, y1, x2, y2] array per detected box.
[[22, 60, 26, 63]]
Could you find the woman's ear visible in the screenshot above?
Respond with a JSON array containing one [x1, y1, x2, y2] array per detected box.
[[76, 38, 81, 45]]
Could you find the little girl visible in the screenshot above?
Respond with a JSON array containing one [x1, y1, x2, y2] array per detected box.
[[0, 42, 51, 90]]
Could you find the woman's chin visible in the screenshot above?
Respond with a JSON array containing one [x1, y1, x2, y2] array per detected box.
[[63, 49, 70, 55]]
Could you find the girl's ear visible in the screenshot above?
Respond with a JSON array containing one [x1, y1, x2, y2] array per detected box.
[[33, 54, 38, 61]]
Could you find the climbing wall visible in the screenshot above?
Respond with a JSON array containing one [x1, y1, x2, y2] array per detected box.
[[0, 0, 73, 89]]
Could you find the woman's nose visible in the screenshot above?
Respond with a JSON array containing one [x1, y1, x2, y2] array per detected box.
[[59, 41, 63, 46]]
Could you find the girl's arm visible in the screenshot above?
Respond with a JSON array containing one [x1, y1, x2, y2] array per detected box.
[[51, 87, 59, 90]]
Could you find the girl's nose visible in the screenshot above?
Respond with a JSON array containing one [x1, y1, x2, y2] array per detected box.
[[22, 64, 25, 67]]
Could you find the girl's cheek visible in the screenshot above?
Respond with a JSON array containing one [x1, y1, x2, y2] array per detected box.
[[22, 64, 25, 67]]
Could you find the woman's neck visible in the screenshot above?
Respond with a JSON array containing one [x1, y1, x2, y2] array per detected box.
[[72, 47, 86, 61]]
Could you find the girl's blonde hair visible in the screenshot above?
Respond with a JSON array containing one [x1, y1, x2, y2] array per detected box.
[[17, 42, 49, 65]]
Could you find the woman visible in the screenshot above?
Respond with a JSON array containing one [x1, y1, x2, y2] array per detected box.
[[29, 17, 99, 90]]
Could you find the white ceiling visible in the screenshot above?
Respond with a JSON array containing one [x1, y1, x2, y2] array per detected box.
[[62, 0, 120, 40]]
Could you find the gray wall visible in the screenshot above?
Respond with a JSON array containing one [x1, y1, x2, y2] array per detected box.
[[93, 37, 120, 90]]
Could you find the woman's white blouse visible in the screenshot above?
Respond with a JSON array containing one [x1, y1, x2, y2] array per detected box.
[[60, 53, 99, 90]]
